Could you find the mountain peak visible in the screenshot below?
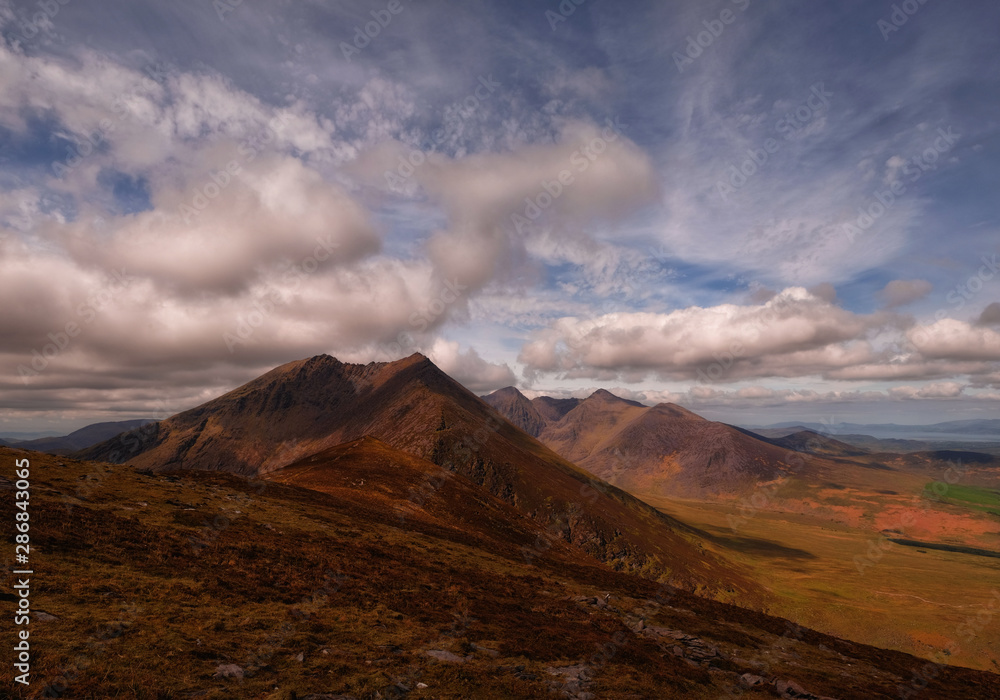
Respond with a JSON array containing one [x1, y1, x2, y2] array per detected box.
[[488, 386, 528, 400], [586, 388, 645, 406], [481, 386, 544, 436], [648, 402, 703, 420], [396, 352, 431, 366]]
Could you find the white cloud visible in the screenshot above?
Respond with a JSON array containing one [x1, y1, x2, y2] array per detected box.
[[518, 287, 883, 381], [889, 382, 966, 399], [55, 151, 381, 296], [427, 339, 515, 391], [907, 320, 1000, 362], [351, 119, 661, 294]]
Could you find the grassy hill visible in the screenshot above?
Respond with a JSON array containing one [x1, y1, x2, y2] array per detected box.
[[6, 446, 1000, 699]]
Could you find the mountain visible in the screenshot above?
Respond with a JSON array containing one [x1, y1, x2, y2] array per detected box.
[[80, 354, 763, 598], [748, 429, 872, 458], [16, 445, 1000, 699], [531, 395, 581, 422], [478, 386, 547, 437], [754, 419, 1000, 439], [747, 425, 815, 439], [484, 387, 797, 498], [268, 435, 593, 563], [14, 419, 155, 454]]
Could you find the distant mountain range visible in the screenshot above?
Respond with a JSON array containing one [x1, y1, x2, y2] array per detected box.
[[0, 419, 155, 454], [753, 419, 1000, 439], [483, 386, 800, 498]]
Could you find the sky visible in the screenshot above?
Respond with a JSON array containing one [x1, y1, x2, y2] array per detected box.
[[1, 0, 999, 433]]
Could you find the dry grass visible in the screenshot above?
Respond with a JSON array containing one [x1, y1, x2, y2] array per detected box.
[[5, 447, 1000, 699]]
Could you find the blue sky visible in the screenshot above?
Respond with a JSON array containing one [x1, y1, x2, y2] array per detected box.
[[0, 0, 998, 432]]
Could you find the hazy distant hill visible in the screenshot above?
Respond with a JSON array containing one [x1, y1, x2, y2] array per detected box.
[[743, 429, 872, 458], [13, 419, 156, 454], [756, 419, 1000, 438]]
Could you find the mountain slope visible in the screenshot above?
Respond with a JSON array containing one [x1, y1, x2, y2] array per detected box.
[[485, 387, 799, 498], [531, 395, 581, 423], [268, 435, 591, 563], [80, 354, 764, 599], [479, 386, 547, 437], [15, 445, 1000, 699]]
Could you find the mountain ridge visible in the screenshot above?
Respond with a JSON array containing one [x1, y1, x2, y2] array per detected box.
[[79, 354, 766, 599], [483, 386, 798, 498]]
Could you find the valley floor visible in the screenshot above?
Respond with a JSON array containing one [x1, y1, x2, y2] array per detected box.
[[642, 495, 1000, 675]]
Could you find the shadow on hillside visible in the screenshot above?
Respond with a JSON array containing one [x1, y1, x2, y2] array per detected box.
[[704, 532, 818, 560]]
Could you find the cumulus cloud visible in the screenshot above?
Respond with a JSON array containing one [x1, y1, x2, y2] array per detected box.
[[879, 279, 933, 308], [55, 151, 381, 296], [351, 119, 660, 296], [3, 0, 1000, 430], [518, 287, 883, 381], [907, 320, 1000, 362], [427, 339, 516, 391], [888, 382, 966, 399]]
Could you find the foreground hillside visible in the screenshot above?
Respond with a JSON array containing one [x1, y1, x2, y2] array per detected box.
[[6, 447, 1000, 699], [484, 388, 1000, 673], [79, 355, 767, 601]]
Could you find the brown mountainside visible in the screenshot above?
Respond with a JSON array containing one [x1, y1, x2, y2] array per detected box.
[[480, 386, 547, 437], [485, 387, 799, 498], [80, 354, 764, 599], [13, 446, 1000, 699]]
